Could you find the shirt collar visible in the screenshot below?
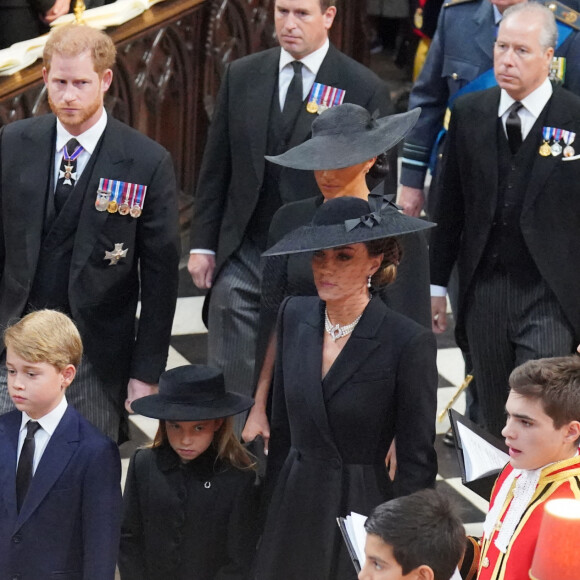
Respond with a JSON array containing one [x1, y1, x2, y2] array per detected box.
[[279, 38, 330, 76], [493, 4, 502, 25], [56, 108, 108, 156], [20, 396, 68, 437], [498, 77, 553, 118]]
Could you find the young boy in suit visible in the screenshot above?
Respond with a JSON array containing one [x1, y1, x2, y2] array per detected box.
[[478, 356, 580, 580], [0, 309, 122, 579], [359, 488, 466, 580]]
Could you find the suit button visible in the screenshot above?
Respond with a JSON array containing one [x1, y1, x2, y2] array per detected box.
[[451, 72, 458, 80], [12, 534, 21, 544]]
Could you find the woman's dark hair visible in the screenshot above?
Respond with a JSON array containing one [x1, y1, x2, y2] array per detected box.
[[365, 237, 402, 288]]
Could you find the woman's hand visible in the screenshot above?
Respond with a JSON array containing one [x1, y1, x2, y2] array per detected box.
[[386, 439, 397, 481], [242, 405, 271, 454]]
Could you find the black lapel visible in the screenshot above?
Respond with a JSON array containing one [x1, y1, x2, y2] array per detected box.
[[294, 300, 339, 452], [15, 407, 80, 531], [322, 297, 384, 403], [0, 413, 21, 520], [246, 49, 280, 183], [18, 117, 56, 281]]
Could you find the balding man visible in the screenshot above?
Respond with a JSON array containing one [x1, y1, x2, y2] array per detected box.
[[430, 2, 580, 437]]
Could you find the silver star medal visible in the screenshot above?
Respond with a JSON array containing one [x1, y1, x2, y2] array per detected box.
[[59, 163, 77, 186], [104, 243, 128, 266]]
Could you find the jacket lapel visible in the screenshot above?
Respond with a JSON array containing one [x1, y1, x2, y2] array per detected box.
[[69, 118, 133, 286], [18, 117, 56, 282], [247, 49, 280, 182], [322, 297, 384, 403], [0, 413, 21, 519], [295, 301, 338, 452], [523, 89, 574, 213], [15, 407, 80, 531]]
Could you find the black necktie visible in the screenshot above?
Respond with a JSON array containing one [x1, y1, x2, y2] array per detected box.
[[55, 138, 83, 213], [16, 420, 41, 512], [506, 101, 523, 154], [282, 61, 304, 124]]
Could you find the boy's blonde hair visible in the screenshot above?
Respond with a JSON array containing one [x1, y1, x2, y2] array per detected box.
[[43, 24, 116, 75], [4, 310, 83, 370]]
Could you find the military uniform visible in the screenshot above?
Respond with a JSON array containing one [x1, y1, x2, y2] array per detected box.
[[479, 456, 580, 580]]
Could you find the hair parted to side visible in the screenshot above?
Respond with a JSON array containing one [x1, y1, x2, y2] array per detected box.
[[4, 310, 83, 370], [365, 237, 402, 288], [364, 489, 465, 580], [509, 356, 580, 430], [152, 417, 256, 471], [501, 2, 558, 50], [43, 24, 116, 74]]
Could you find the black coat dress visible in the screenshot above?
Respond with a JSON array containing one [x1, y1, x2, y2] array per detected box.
[[254, 296, 438, 580], [119, 446, 258, 580]]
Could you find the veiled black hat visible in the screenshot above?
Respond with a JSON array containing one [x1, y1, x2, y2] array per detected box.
[[263, 194, 435, 257]]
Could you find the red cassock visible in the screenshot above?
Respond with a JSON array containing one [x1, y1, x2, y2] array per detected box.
[[478, 455, 580, 580]]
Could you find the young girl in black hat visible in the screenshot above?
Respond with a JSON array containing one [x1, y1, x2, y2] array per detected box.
[[118, 365, 258, 580]]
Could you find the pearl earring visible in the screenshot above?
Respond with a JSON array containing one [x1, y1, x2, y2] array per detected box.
[[367, 275, 372, 288]]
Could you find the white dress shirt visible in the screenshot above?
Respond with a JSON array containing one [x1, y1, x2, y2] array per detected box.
[[53, 108, 108, 190], [17, 396, 68, 476]]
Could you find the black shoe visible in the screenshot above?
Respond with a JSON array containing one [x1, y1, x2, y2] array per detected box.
[[443, 428, 455, 447]]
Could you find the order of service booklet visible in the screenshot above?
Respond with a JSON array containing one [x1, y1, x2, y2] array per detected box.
[[449, 409, 510, 501]]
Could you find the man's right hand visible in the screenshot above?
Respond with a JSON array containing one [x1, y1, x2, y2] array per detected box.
[[242, 406, 271, 454], [431, 296, 447, 334], [398, 186, 425, 217], [188, 253, 215, 289]]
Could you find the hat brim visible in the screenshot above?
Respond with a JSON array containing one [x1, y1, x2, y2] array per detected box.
[[265, 108, 421, 170], [131, 392, 254, 421], [263, 210, 435, 256]]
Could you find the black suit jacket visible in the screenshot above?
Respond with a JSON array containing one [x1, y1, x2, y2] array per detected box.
[[0, 406, 122, 579], [0, 114, 180, 389], [189, 44, 393, 272], [430, 86, 580, 348]]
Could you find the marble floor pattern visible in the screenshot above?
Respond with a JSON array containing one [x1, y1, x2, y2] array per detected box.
[[120, 263, 488, 540]]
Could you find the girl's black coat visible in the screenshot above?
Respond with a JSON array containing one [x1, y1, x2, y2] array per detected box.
[[118, 446, 258, 580]]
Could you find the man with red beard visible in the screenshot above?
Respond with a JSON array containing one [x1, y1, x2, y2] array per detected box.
[[0, 24, 180, 443]]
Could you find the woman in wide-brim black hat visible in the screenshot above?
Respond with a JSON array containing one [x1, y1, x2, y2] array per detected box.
[[243, 104, 431, 452], [253, 194, 439, 580], [119, 365, 259, 580]]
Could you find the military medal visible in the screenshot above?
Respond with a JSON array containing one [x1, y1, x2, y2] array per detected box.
[[306, 101, 318, 113], [549, 56, 566, 84], [107, 179, 122, 213], [563, 130, 576, 157], [309, 82, 345, 115], [130, 183, 147, 218], [118, 182, 131, 215], [104, 243, 128, 266], [59, 142, 84, 186], [539, 127, 552, 157], [414, 7, 424, 29], [551, 128, 563, 156], [95, 178, 112, 211]]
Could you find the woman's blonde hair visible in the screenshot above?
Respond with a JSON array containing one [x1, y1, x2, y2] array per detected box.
[[152, 417, 256, 470]]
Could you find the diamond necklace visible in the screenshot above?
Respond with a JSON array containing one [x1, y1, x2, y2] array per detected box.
[[324, 308, 363, 341]]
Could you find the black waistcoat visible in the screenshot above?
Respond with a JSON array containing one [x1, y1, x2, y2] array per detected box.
[[27, 138, 102, 313], [479, 110, 547, 282], [246, 79, 305, 250]]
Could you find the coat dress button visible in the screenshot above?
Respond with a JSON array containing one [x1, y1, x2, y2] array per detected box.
[[12, 534, 22, 544]]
